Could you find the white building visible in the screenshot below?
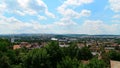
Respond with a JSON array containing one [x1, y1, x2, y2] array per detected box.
[[51, 38, 58, 41]]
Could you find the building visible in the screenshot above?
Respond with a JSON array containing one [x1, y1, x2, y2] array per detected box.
[[51, 38, 58, 41], [13, 45, 21, 50], [110, 60, 120, 68], [11, 38, 15, 43], [20, 42, 31, 48]]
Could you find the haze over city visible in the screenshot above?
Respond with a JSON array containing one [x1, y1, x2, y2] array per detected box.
[[0, 0, 120, 34]]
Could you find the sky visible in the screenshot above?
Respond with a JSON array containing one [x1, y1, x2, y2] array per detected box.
[[0, 0, 120, 34]]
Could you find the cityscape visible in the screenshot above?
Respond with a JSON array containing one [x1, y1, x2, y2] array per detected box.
[[0, 0, 120, 68], [0, 34, 120, 68]]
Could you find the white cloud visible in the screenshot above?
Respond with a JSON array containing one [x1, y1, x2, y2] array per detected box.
[[80, 10, 91, 17], [1, 0, 120, 34], [2, 0, 55, 18], [64, 0, 93, 6], [58, 0, 93, 11], [55, 17, 77, 26], [109, 0, 120, 12], [24, 8, 37, 15], [38, 15, 47, 20], [81, 20, 107, 34], [112, 14, 120, 23], [57, 0, 92, 18], [111, 20, 120, 23], [30, 0, 55, 18], [15, 10, 25, 16], [56, 0, 92, 30], [0, 2, 7, 13], [0, 15, 53, 34], [53, 19, 120, 34], [80, 20, 120, 34], [17, 0, 29, 8], [58, 8, 91, 18], [36, 0, 47, 8], [0, 15, 120, 34], [58, 8, 78, 18], [56, 8, 91, 28], [53, 20, 120, 34], [45, 10, 55, 18], [113, 14, 120, 18]]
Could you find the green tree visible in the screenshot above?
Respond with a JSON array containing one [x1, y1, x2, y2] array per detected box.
[[23, 48, 51, 68], [108, 50, 120, 61], [0, 56, 11, 68], [45, 41, 63, 68], [78, 47, 93, 60], [62, 42, 78, 59], [6, 50, 16, 64], [88, 58, 106, 68], [57, 56, 80, 68], [0, 39, 10, 52]]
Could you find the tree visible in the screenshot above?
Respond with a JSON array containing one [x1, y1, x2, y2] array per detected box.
[[78, 47, 93, 60], [88, 58, 106, 68], [62, 42, 79, 59], [108, 50, 120, 61], [23, 48, 51, 68], [6, 50, 16, 64], [0, 56, 11, 68], [57, 56, 80, 68], [45, 41, 63, 68], [0, 39, 10, 52]]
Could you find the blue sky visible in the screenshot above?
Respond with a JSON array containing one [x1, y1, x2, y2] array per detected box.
[[0, 0, 120, 34]]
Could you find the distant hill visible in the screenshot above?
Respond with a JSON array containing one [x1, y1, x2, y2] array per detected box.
[[0, 34, 120, 38]]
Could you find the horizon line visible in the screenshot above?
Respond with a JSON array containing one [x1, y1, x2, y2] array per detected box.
[[0, 33, 120, 36]]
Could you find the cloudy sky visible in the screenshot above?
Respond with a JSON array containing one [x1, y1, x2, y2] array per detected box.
[[0, 0, 120, 34]]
